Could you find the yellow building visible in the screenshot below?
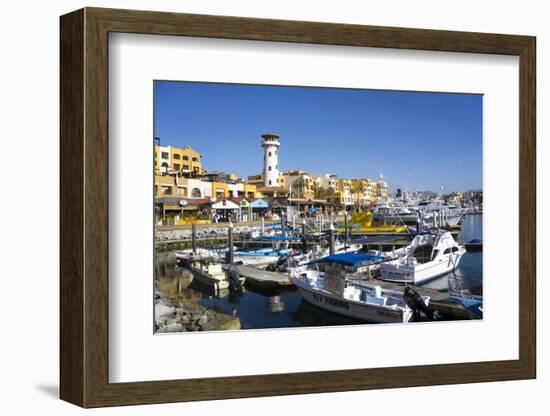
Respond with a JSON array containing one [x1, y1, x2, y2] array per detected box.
[[211, 181, 229, 199], [283, 170, 316, 200], [336, 179, 354, 206], [243, 183, 257, 199], [350, 178, 376, 206], [155, 174, 175, 197], [154, 144, 204, 175], [447, 192, 463, 204], [155, 174, 187, 197]]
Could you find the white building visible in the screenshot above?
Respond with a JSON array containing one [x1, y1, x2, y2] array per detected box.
[[316, 173, 338, 191], [158, 145, 171, 174], [227, 183, 244, 198], [187, 178, 212, 199], [261, 133, 280, 187]]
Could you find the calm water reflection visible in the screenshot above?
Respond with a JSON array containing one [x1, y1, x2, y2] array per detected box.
[[156, 214, 483, 329]]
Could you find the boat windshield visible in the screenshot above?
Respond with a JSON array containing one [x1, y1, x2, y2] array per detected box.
[[411, 244, 434, 263]]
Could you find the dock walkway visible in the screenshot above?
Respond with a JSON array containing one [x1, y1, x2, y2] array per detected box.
[[222, 264, 293, 290]]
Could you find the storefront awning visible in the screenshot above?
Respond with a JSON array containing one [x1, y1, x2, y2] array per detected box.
[[251, 199, 269, 208]]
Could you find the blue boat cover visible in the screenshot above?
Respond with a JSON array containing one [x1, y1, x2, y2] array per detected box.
[[322, 253, 385, 266], [450, 295, 483, 319]]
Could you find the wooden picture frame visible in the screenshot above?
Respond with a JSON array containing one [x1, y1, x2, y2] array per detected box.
[[60, 7, 536, 408]]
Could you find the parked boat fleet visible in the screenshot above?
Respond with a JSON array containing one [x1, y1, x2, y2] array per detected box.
[[173, 202, 482, 325]]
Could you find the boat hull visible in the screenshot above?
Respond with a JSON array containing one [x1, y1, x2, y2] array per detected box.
[[290, 275, 411, 324], [190, 267, 230, 291], [380, 251, 465, 284], [295, 285, 410, 323]]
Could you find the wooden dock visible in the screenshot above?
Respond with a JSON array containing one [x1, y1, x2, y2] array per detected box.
[[222, 264, 293, 290], [362, 277, 473, 319], [224, 263, 472, 319]]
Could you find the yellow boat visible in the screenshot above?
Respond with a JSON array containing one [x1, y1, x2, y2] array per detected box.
[[336, 212, 407, 234]]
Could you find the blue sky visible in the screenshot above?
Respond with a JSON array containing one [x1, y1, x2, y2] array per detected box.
[[154, 81, 482, 193]]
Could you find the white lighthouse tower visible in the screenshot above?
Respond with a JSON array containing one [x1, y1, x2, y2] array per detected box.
[[261, 133, 280, 187]]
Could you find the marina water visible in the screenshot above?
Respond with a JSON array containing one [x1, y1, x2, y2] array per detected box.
[[155, 214, 483, 329]]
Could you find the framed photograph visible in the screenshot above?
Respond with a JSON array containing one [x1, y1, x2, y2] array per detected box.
[[60, 7, 536, 408]]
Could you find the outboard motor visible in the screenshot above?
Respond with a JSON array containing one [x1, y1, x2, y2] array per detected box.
[[275, 254, 290, 272], [227, 264, 242, 292], [404, 286, 432, 321], [267, 254, 290, 272]]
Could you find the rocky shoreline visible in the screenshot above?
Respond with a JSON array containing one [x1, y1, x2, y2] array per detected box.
[[154, 276, 241, 333], [155, 296, 241, 332]]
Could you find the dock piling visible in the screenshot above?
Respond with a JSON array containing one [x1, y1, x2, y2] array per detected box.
[[191, 223, 197, 254], [228, 221, 234, 264], [344, 212, 349, 249], [329, 223, 335, 255], [302, 219, 307, 253], [261, 216, 265, 236]]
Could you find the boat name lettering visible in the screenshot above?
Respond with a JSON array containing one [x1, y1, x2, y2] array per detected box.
[[312, 294, 350, 310]]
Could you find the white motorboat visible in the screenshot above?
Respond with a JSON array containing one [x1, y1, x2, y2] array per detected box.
[[416, 201, 463, 228], [372, 205, 420, 225], [379, 230, 466, 284], [289, 254, 429, 323], [233, 247, 297, 266], [175, 252, 244, 292], [175, 247, 229, 262]]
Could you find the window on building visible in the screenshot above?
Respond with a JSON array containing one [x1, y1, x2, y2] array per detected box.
[[216, 190, 224, 197], [192, 157, 199, 162], [161, 152, 169, 159], [177, 187, 187, 196], [276, 164, 278, 169], [183, 156, 189, 161], [183, 165, 190, 170], [154, 185, 158, 194], [193, 167, 199, 172], [268, 152, 271, 156], [247, 192, 254, 198], [162, 186, 172, 195], [191, 188, 201, 198], [173, 154, 180, 160], [268, 166, 272, 171], [269, 180, 272, 185], [173, 163, 180, 171]]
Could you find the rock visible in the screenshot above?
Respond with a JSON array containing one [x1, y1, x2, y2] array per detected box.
[[155, 304, 173, 317], [197, 312, 208, 327]]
